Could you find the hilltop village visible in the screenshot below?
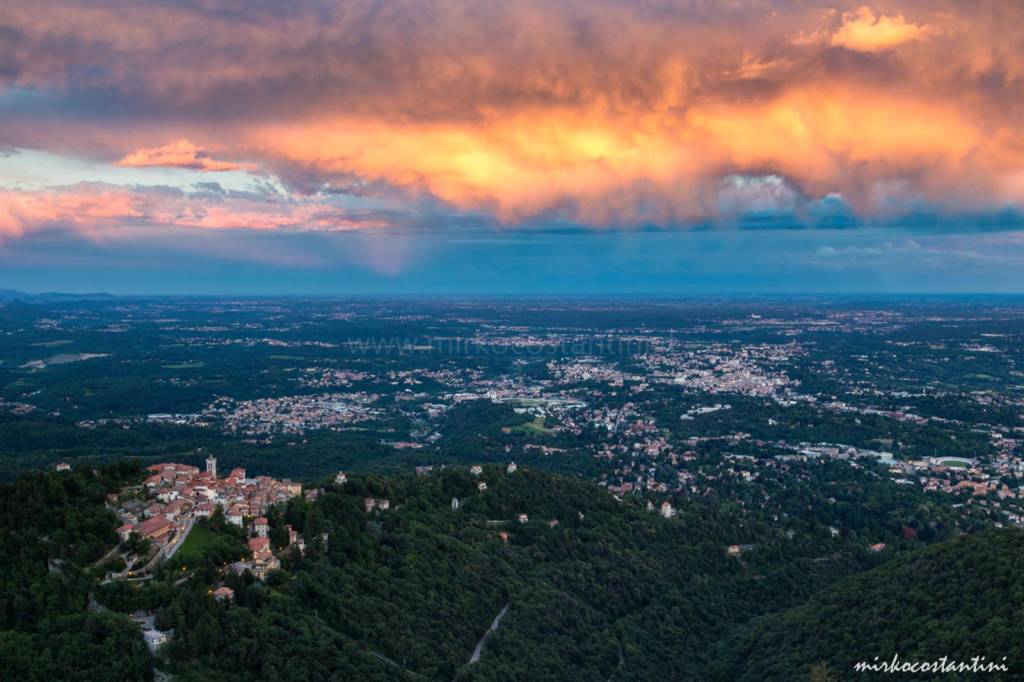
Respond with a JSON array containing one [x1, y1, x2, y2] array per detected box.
[[110, 457, 302, 582], [102, 457, 555, 653]]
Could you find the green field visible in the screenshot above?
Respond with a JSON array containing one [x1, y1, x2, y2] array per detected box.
[[512, 415, 553, 435], [176, 523, 217, 560], [934, 457, 974, 468]]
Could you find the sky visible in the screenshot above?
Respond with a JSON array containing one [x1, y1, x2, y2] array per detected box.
[[1, 0, 1023, 294]]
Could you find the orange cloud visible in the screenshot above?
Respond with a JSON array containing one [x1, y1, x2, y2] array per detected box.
[[245, 79, 1022, 223], [0, 0, 1022, 231], [117, 139, 245, 172], [0, 186, 142, 241], [830, 6, 935, 52], [0, 184, 388, 241]]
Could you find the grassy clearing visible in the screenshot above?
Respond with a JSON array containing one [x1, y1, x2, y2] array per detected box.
[[177, 523, 217, 559], [512, 415, 553, 435]]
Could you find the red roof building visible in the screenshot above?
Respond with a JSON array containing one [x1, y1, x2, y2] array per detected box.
[[247, 536, 270, 553], [137, 515, 173, 539], [212, 586, 235, 602]]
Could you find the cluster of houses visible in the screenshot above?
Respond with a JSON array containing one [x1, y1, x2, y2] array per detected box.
[[114, 457, 302, 563], [227, 515, 305, 580], [115, 458, 552, 596], [111, 460, 309, 656], [363, 497, 391, 512], [358, 462, 519, 515]]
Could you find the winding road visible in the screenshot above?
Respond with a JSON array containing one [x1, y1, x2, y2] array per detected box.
[[164, 516, 195, 561], [102, 517, 195, 584], [469, 602, 510, 664]]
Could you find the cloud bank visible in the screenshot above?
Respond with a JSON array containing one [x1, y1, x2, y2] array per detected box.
[[1, 0, 1023, 237], [117, 140, 246, 172], [0, 183, 390, 242]]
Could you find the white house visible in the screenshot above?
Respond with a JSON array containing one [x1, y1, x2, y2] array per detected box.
[[143, 629, 169, 653], [226, 505, 244, 526]]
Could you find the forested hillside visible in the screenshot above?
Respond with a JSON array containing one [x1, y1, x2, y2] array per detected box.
[[3, 463, 1021, 681], [0, 463, 152, 681], [714, 528, 1024, 681], [93, 465, 971, 680]]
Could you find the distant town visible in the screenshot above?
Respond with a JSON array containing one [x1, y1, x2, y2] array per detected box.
[[11, 298, 1023, 542]]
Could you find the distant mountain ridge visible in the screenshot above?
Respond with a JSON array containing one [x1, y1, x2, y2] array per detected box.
[[0, 289, 116, 303]]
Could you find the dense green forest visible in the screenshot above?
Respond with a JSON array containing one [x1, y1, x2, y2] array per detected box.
[[0, 463, 152, 681], [1, 462, 1022, 680], [70, 465, 1007, 680], [714, 528, 1024, 680]]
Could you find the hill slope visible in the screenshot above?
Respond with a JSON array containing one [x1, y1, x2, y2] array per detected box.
[[0, 463, 152, 681], [6, 462, 1023, 681], [714, 528, 1024, 680], [109, 467, 943, 680]]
